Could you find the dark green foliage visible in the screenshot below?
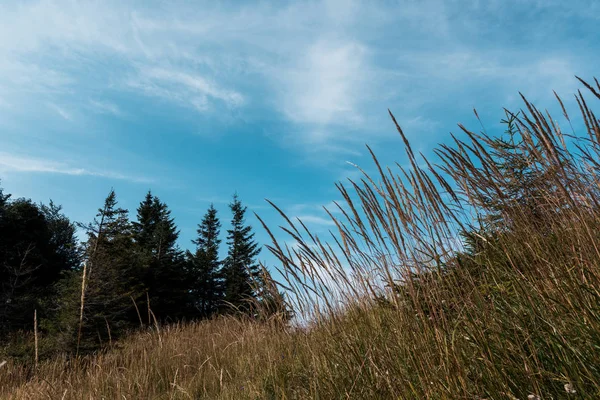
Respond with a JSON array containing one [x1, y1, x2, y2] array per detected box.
[[0, 182, 281, 359], [40, 201, 80, 273], [75, 189, 143, 349], [0, 184, 10, 209], [254, 266, 294, 323], [132, 192, 157, 251], [221, 194, 261, 312], [133, 191, 188, 322], [187, 204, 223, 318], [0, 187, 79, 338], [465, 111, 562, 236]]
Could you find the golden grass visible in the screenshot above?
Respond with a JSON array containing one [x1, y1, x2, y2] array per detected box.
[[1, 318, 294, 399]]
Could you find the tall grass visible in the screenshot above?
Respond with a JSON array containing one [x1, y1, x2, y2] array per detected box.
[[2, 78, 600, 399]]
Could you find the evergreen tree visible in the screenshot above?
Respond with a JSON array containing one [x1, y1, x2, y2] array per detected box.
[[41, 201, 80, 272], [187, 204, 223, 318], [132, 192, 156, 251], [76, 189, 142, 349], [471, 111, 560, 234], [132, 191, 187, 322], [254, 266, 294, 323], [459, 111, 563, 255], [0, 187, 79, 339], [221, 194, 261, 312], [0, 183, 10, 210]]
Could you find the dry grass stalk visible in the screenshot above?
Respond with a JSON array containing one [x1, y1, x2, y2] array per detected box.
[[76, 261, 87, 357], [33, 309, 38, 368]]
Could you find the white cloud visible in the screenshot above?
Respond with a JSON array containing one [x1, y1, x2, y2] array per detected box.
[[0, 153, 150, 183], [280, 40, 367, 129], [276, 201, 343, 231], [412, 51, 577, 94], [0, 0, 129, 54], [90, 99, 122, 116], [295, 215, 336, 227], [49, 103, 72, 121], [0, 1, 377, 140], [0, 59, 74, 94], [129, 67, 245, 111], [323, 201, 344, 214], [0, 0, 597, 156]]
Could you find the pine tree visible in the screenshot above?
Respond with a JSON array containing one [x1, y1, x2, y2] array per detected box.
[[132, 191, 187, 322], [187, 204, 223, 318], [76, 189, 142, 349], [132, 192, 156, 251], [221, 194, 261, 313]]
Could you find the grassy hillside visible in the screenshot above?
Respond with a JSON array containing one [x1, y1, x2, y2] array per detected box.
[[2, 79, 600, 399]]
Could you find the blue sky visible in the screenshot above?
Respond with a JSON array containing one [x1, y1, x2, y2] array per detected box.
[[0, 0, 599, 267]]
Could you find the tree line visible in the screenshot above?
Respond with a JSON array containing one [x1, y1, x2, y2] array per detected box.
[[0, 184, 287, 357]]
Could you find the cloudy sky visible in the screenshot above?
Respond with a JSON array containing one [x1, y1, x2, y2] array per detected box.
[[1, 0, 598, 264]]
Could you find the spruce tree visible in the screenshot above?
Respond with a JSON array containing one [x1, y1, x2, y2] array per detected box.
[[221, 194, 261, 312], [76, 189, 142, 349], [187, 204, 223, 318], [132, 192, 156, 251], [132, 191, 187, 322]]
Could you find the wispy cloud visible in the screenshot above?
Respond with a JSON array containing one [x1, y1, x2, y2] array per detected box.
[[279, 40, 368, 129], [127, 67, 245, 113], [0, 0, 597, 156], [398, 51, 577, 102], [0, 153, 151, 183], [90, 99, 122, 116], [0, 60, 74, 94], [48, 103, 72, 121], [323, 201, 345, 215], [295, 215, 336, 227], [278, 202, 341, 231]]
